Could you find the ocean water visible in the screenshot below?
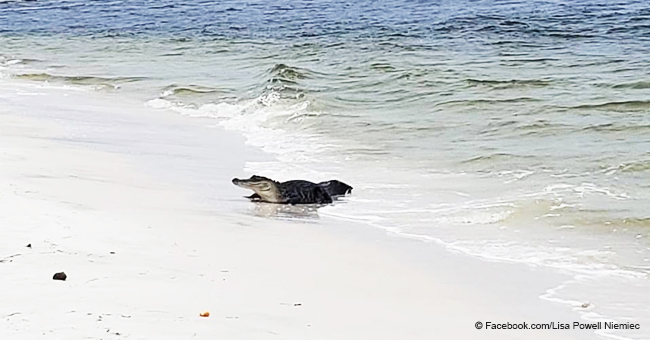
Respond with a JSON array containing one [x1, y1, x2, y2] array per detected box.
[[2, 0, 650, 338]]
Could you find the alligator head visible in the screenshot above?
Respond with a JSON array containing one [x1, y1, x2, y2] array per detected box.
[[232, 175, 282, 203]]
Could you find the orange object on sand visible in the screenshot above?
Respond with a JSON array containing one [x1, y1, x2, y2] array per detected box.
[[200, 311, 210, 317]]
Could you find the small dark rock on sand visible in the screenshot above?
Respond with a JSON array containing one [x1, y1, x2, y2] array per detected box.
[[53, 272, 67, 281], [26, 244, 32, 248]]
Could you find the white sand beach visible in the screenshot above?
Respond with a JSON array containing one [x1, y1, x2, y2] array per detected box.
[[0, 80, 602, 339]]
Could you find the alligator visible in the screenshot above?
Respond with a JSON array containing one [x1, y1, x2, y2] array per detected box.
[[232, 175, 352, 205]]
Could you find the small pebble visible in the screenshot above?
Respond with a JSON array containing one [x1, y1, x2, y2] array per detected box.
[[26, 244, 32, 248], [53, 272, 67, 281]]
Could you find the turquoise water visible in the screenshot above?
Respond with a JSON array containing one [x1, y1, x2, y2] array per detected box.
[[2, 1, 650, 337]]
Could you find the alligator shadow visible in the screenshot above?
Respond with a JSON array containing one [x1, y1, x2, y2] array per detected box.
[[250, 202, 325, 221]]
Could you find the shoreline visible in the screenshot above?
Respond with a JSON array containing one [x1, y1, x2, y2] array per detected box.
[[0, 79, 607, 339]]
